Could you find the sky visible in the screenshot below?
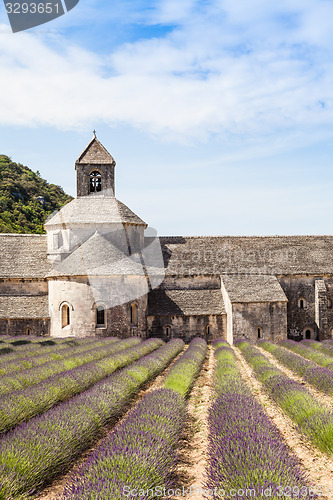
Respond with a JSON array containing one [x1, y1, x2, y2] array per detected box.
[[1, 0, 333, 236]]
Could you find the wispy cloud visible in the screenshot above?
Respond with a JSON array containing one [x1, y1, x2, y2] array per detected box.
[[1, 0, 333, 145]]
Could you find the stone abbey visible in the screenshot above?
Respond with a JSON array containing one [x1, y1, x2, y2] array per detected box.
[[1, 136, 333, 343]]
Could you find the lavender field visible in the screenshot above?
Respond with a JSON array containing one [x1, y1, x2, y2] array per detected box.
[[0, 336, 332, 499]]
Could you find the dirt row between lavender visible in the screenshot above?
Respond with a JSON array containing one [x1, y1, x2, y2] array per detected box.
[[172, 345, 214, 500], [232, 345, 333, 499], [35, 346, 188, 500]]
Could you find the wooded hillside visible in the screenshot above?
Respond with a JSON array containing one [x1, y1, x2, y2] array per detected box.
[[0, 155, 73, 234]]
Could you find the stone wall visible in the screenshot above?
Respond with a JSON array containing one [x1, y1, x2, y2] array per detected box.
[[146, 314, 225, 342], [232, 301, 287, 342], [0, 279, 48, 295], [48, 275, 148, 338], [279, 276, 333, 340], [0, 319, 50, 336]]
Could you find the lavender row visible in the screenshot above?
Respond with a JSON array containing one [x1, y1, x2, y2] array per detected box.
[[0, 338, 72, 362], [0, 337, 147, 434], [0, 336, 96, 361], [0, 336, 119, 376], [237, 341, 333, 455], [212, 338, 229, 349], [0, 336, 69, 356], [164, 337, 207, 396], [278, 339, 333, 371], [0, 339, 183, 499], [302, 339, 333, 358], [206, 344, 312, 499], [61, 338, 206, 499], [259, 340, 333, 397], [0, 337, 131, 397]]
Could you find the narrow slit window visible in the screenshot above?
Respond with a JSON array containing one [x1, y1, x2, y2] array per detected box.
[[130, 303, 138, 326], [257, 327, 262, 339], [61, 304, 70, 328], [165, 325, 171, 337], [96, 305, 105, 326], [298, 298, 307, 309]]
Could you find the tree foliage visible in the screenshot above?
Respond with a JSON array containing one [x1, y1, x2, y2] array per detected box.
[[0, 155, 73, 234]]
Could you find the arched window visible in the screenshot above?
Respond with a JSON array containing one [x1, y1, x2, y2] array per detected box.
[[303, 327, 314, 340], [164, 325, 171, 337], [298, 298, 307, 309], [25, 327, 31, 336], [90, 171, 102, 193], [130, 303, 138, 326], [96, 305, 105, 326], [61, 304, 70, 328], [257, 327, 262, 339], [206, 325, 211, 335]]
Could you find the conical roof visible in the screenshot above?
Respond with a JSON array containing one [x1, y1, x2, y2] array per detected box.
[[76, 136, 115, 165], [45, 196, 146, 227]]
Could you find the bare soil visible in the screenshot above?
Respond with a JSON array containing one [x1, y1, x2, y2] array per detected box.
[[232, 346, 333, 500], [172, 346, 215, 500]]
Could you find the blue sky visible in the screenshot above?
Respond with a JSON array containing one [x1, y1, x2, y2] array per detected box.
[[1, 0, 333, 236]]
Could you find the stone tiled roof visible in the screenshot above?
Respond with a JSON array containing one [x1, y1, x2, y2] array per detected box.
[[2, 234, 333, 282], [76, 137, 115, 165], [148, 289, 225, 316], [0, 295, 49, 319], [45, 196, 146, 227], [158, 236, 333, 276], [221, 275, 287, 303], [0, 235, 51, 279], [48, 232, 146, 277]]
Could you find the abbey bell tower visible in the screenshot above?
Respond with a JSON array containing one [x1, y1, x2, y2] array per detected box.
[[75, 133, 116, 197]]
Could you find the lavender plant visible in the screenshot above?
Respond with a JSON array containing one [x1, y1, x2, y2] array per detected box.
[[61, 339, 206, 499], [238, 342, 333, 455], [164, 337, 207, 396], [211, 338, 229, 349], [302, 339, 333, 358], [0, 337, 146, 434], [62, 389, 185, 499], [0, 339, 182, 499], [0, 336, 118, 376], [278, 339, 333, 371], [205, 345, 312, 499], [259, 340, 333, 396], [0, 337, 136, 397]]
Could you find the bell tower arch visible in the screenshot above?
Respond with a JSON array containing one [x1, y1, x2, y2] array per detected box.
[[75, 132, 116, 197]]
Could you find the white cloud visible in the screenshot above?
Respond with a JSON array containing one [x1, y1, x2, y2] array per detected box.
[[1, 0, 333, 144]]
